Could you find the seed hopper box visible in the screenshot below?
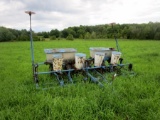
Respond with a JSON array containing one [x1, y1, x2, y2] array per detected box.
[[44, 48, 77, 62], [89, 47, 115, 60]]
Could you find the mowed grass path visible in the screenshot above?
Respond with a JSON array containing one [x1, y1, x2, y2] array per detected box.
[[0, 39, 160, 120]]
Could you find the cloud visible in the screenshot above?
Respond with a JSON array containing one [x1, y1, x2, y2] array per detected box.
[[0, 0, 160, 32]]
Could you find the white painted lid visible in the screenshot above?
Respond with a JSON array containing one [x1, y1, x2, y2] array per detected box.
[[89, 47, 110, 51], [75, 53, 86, 57], [95, 52, 105, 56], [112, 51, 121, 55], [44, 48, 77, 54]]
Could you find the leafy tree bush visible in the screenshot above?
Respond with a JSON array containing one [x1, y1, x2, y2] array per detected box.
[[79, 34, 84, 39], [0, 27, 15, 42], [50, 29, 60, 38], [17, 29, 29, 41], [84, 32, 91, 39], [66, 34, 74, 40], [50, 35, 56, 40], [91, 31, 96, 39], [43, 32, 49, 38], [154, 32, 160, 40], [33, 35, 40, 41], [57, 37, 61, 40]]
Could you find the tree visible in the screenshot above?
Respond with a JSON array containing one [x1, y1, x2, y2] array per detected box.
[[50, 35, 56, 40], [84, 32, 91, 39], [91, 31, 96, 39], [67, 27, 76, 37], [50, 29, 60, 38], [8, 28, 20, 40], [79, 34, 83, 39], [77, 27, 85, 39], [17, 29, 29, 41], [154, 32, 160, 40], [0, 27, 16, 42], [43, 32, 49, 38], [61, 29, 69, 38], [32, 32, 40, 41], [66, 34, 74, 40]]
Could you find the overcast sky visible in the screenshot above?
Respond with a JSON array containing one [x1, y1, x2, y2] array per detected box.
[[0, 0, 160, 32]]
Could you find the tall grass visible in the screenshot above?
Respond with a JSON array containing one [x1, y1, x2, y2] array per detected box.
[[0, 39, 160, 120]]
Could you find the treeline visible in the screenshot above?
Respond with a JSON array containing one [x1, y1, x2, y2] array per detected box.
[[0, 22, 160, 42], [0, 27, 40, 42]]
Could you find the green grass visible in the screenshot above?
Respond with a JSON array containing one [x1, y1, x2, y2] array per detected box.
[[0, 39, 160, 120]]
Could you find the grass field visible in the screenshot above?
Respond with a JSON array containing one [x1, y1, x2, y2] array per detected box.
[[0, 39, 160, 120]]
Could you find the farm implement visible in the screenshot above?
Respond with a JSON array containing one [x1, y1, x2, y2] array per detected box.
[[25, 11, 134, 88]]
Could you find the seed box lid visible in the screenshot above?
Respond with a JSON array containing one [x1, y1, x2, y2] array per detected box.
[[75, 53, 86, 57], [44, 48, 77, 54], [89, 47, 113, 51]]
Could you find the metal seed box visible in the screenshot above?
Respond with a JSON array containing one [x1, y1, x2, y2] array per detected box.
[[44, 48, 77, 62], [110, 51, 121, 64], [89, 47, 115, 60], [75, 53, 86, 69]]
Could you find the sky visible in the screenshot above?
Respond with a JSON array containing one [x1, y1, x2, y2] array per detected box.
[[0, 0, 160, 32]]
